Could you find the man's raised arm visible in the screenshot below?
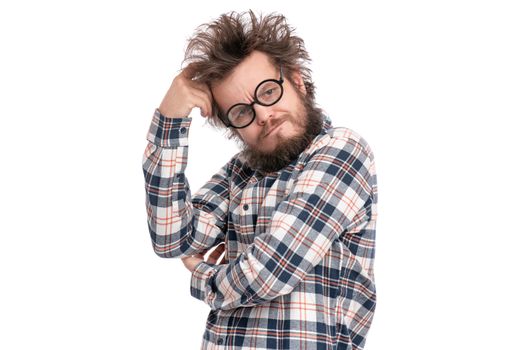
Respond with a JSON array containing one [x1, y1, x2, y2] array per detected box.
[[142, 65, 228, 258]]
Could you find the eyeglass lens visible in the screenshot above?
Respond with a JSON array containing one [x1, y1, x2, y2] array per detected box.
[[228, 80, 283, 127]]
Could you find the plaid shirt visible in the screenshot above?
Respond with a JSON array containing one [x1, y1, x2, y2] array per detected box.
[[142, 109, 378, 350]]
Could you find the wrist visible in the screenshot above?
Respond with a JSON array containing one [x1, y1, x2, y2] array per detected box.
[[147, 109, 192, 148], [158, 106, 187, 119]]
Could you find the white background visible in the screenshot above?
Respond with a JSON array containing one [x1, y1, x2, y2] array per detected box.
[[1, 0, 523, 349]]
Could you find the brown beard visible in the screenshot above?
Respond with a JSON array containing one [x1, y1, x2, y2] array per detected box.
[[240, 94, 324, 174]]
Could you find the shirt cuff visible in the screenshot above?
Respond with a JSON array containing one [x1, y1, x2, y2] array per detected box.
[[190, 261, 219, 304], [146, 109, 192, 148]]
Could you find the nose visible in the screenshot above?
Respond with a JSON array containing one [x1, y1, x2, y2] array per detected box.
[[253, 103, 273, 126]]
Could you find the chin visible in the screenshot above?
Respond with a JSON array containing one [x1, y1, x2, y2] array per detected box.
[[257, 144, 278, 154]]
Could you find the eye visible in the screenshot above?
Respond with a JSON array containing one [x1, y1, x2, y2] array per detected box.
[[232, 105, 250, 120], [257, 81, 280, 103], [237, 106, 248, 117], [263, 88, 275, 96]]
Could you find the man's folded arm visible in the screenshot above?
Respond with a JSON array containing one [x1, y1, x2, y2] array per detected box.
[[190, 133, 377, 310]]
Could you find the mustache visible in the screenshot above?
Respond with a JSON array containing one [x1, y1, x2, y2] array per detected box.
[[243, 105, 324, 174], [262, 115, 295, 138], [263, 120, 284, 137]]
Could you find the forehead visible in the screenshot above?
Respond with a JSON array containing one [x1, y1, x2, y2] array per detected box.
[[211, 51, 278, 109]]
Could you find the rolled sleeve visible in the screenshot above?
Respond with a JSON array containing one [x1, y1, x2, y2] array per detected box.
[[190, 261, 219, 303]]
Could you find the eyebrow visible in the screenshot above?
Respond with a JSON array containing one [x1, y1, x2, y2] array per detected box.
[[226, 88, 256, 112], [221, 65, 283, 118], [225, 69, 280, 112]]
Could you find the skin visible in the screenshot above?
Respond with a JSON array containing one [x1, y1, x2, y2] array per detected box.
[[211, 51, 307, 153], [158, 50, 308, 273]]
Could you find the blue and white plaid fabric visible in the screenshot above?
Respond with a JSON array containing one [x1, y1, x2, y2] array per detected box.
[[143, 109, 378, 349]]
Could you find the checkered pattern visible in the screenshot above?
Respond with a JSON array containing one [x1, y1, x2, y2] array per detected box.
[[143, 109, 378, 349]]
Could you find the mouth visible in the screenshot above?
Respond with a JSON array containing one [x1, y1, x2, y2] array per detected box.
[[264, 120, 285, 137]]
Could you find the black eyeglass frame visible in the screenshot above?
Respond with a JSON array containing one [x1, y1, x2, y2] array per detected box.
[[219, 66, 284, 129]]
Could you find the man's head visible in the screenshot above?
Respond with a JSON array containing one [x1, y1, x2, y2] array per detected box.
[[184, 11, 323, 173]]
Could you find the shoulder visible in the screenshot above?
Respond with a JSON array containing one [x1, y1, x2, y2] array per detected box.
[[292, 125, 377, 200], [305, 126, 375, 163]]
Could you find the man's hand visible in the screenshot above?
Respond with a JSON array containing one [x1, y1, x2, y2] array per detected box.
[[182, 242, 228, 273], [158, 63, 214, 119]]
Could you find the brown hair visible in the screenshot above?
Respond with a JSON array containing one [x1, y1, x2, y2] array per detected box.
[[182, 10, 317, 139]]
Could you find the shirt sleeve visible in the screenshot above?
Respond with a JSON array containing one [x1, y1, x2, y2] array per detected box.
[[190, 133, 377, 310], [142, 109, 230, 258]]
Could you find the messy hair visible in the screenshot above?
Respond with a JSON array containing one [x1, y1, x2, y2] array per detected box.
[[182, 10, 317, 140]]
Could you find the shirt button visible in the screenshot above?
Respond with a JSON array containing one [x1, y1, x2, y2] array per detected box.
[[217, 338, 224, 345], [243, 204, 249, 211], [180, 127, 187, 134]]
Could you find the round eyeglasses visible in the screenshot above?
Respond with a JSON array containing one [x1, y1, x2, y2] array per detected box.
[[221, 66, 284, 129]]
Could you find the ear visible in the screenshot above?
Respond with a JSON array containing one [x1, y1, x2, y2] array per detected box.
[[291, 70, 307, 96]]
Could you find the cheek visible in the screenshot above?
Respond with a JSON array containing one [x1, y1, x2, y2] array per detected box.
[[280, 121, 301, 138]]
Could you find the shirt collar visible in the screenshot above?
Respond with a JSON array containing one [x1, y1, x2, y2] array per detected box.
[[320, 113, 333, 134]]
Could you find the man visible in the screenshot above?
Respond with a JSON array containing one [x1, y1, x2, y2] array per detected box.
[[142, 10, 378, 350]]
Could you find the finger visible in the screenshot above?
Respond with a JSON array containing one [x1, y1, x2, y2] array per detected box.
[[202, 85, 214, 117], [182, 253, 203, 265], [188, 85, 212, 117], [185, 255, 205, 272], [217, 254, 229, 265], [207, 243, 225, 264], [191, 83, 214, 117], [208, 243, 225, 260], [207, 252, 224, 265], [189, 89, 213, 117]]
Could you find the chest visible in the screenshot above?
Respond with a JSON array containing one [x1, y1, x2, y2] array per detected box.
[[224, 167, 298, 258]]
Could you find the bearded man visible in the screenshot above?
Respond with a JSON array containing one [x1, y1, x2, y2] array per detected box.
[[142, 10, 378, 350]]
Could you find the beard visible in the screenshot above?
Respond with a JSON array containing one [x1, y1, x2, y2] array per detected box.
[[239, 93, 324, 174]]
